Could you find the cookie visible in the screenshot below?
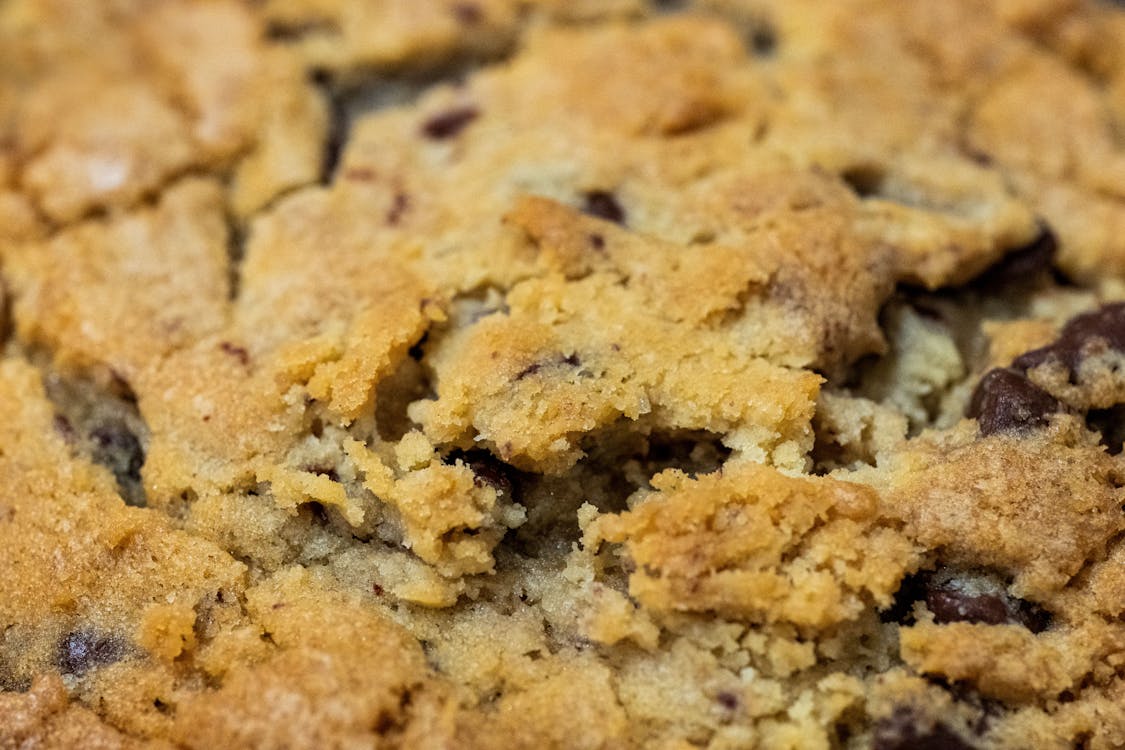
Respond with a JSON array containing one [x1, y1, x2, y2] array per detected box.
[[2, 0, 1125, 747]]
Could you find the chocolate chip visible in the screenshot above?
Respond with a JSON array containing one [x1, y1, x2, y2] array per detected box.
[[972, 226, 1057, 288], [872, 708, 975, 750], [344, 167, 376, 182], [53, 414, 76, 443], [90, 419, 146, 507], [57, 631, 125, 675], [926, 570, 1050, 632], [266, 19, 334, 41], [421, 106, 480, 140], [716, 691, 740, 711], [515, 352, 583, 380], [386, 191, 410, 225], [887, 569, 1050, 632], [1013, 302, 1125, 374], [218, 341, 250, 366], [447, 449, 515, 499], [583, 190, 626, 225], [966, 368, 1061, 436], [927, 590, 1011, 627], [452, 2, 482, 24], [930, 589, 1050, 633], [588, 233, 606, 251], [960, 143, 993, 166], [748, 21, 778, 56]]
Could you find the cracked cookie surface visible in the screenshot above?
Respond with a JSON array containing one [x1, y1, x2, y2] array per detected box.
[[4, 1, 1125, 748]]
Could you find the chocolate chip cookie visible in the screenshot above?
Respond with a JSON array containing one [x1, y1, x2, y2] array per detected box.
[[3, 0, 1125, 747]]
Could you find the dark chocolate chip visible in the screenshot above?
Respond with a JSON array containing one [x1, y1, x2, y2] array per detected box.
[[887, 569, 1051, 632], [1013, 302, 1125, 374], [266, 20, 334, 41], [583, 190, 626, 225], [927, 590, 1011, 627], [218, 341, 250, 366], [966, 368, 1061, 436], [873, 708, 976, 750], [57, 631, 125, 676], [748, 21, 778, 56], [90, 419, 146, 507], [421, 106, 480, 140], [343, 167, 376, 182], [925, 570, 1051, 632], [53, 414, 76, 443], [452, 2, 483, 24], [960, 143, 993, 166], [448, 449, 515, 499], [972, 226, 1057, 288], [515, 352, 582, 380], [716, 691, 740, 711], [386, 191, 410, 225], [588, 233, 606, 251]]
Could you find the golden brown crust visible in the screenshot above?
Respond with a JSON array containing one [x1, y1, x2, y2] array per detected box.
[[2, 1, 1125, 748]]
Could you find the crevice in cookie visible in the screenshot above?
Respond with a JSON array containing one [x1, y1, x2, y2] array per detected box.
[[849, 299, 967, 434], [312, 58, 503, 186], [834, 226, 1070, 435], [968, 224, 1062, 291], [225, 212, 247, 302], [314, 71, 349, 184], [501, 427, 730, 560], [746, 16, 779, 58], [374, 344, 435, 443], [809, 391, 898, 474], [42, 370, 150, 507]]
